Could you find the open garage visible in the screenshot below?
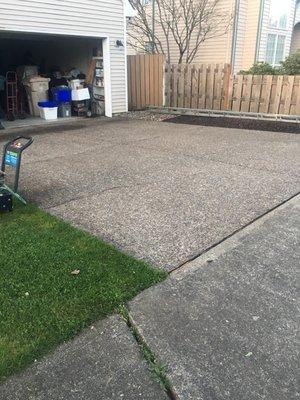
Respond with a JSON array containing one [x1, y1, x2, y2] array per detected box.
[[0, 0, 128, 129]]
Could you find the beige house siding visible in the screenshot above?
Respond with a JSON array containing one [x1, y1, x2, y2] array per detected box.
[[193, 0, 234, 64], [128, 0, 234, 64], [240, 0, 261, 69], [128, 0, 298, 70]]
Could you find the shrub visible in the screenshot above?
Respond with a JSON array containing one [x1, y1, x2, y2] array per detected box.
[[239, 62, 277, 75], [280, 51, 300, 75], [238, 52, 300, 75]]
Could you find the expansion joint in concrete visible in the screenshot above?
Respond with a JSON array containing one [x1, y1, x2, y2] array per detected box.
[[118, 306, 178, 400], [171, 191, 300, 275]]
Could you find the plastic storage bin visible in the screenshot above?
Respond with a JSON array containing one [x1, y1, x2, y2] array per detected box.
[[23, 77, 50, 117], [38, 101, 58, 120], [71, 88, 90, 101], [70, 79, 82, 90], [58, 103, 71, 118], [51, 87, 72, 103]]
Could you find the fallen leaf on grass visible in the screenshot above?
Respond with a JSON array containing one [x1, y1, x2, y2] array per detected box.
[[70, 269, 80, 275]]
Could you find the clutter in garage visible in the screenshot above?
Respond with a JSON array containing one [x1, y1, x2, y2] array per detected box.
[[0, 34, 105, 128]]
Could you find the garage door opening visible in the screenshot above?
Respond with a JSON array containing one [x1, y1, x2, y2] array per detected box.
[[0, 32, 110, 129]]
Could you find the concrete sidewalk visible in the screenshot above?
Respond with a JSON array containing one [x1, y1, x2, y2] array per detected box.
[[0, 316, 168, 400], [129, 195, 300, 399]]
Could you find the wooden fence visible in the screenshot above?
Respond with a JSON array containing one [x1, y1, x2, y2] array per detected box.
[[165, 63, 300, 116], [229, 74, 300, 115], [127, 54, 164, 110], [165, 63, 231, 110], [127, 56, 300, 116]]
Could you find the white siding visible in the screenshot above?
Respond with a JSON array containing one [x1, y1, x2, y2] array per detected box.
[[0, 0, 127, 114]]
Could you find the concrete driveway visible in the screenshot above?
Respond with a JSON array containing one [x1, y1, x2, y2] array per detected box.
[[2, 117, 300, 270]]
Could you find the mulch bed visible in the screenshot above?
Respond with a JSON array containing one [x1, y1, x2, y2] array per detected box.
[[164, 115, 300, 134]]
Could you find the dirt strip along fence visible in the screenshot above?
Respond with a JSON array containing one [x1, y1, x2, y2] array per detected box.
[[164, 63, 300, 116]]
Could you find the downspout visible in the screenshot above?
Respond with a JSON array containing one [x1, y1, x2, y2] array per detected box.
[[231, 0, 240, 73], [255, 0, 265, 62]]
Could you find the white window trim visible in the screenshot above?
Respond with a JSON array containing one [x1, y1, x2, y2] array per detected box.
[[266, 33, 286, 67]]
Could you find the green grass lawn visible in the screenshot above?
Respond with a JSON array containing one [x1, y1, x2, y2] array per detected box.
[[0, 203, 167, 382]]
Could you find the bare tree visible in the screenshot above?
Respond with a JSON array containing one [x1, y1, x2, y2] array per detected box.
[[128, 0, 232, 64]]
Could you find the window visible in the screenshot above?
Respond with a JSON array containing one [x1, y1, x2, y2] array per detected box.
[[275, 35, 285, 64], [266, 34, 286, 66], [266, 34, 276, 64], [269, 0, 288, 29]]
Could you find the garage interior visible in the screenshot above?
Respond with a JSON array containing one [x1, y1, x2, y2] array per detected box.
[[0, 32, 105, 129]]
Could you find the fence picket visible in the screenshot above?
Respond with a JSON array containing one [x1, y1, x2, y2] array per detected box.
[[185, 65, 192, 108], [222, 64, 231, 110], [145, 55, 150, 107], [273, 75, 284, 114], [198, 65, 206, 109], [250, 75, 262, 113], [190, 66, 197, 109], [233, 75, 243, 112], [164, 64, 172, 107], [214, 64, 223, 110], [284, 75, 295, 115], [262, 75, 273, 113], [173, 64, 178, 107]]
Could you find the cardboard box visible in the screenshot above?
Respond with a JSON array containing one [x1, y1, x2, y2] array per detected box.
[[71, 88, 90, 101]]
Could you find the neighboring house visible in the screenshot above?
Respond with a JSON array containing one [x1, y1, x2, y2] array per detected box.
[[128, 0, 299, 72], [0, 0, 129, 117], [232, 0, 298, 72]]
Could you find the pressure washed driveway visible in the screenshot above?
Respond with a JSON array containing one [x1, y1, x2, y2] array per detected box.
[[5, 117, 300, 271]]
